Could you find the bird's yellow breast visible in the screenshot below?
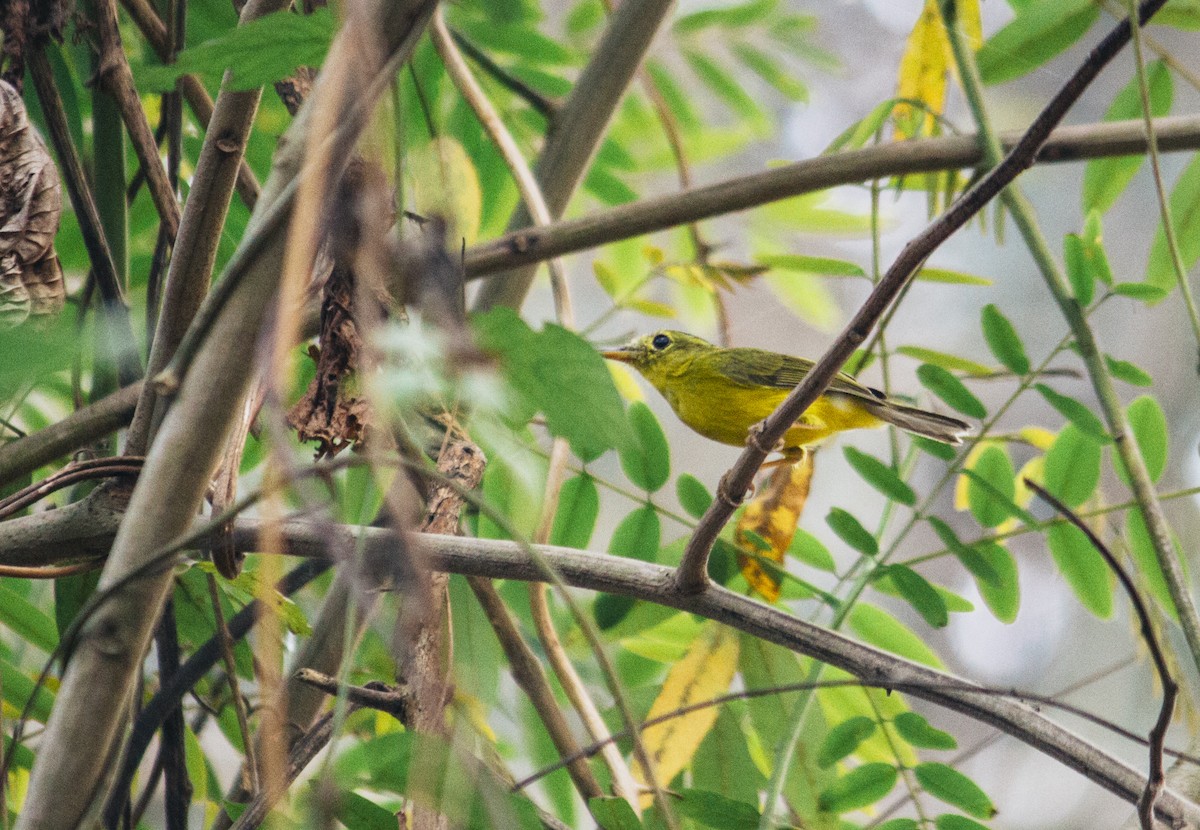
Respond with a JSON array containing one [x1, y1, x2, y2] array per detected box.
[[653, 362, 883, 451]]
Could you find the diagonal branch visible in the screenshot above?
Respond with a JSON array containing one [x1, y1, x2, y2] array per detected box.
[[671, 0, 1174, 595]]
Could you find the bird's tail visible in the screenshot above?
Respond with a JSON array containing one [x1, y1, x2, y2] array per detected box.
[[864, 399, 971, 445]]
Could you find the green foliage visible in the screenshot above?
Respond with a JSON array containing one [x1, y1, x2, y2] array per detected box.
[[676, 473, 713, 518], [549, 474, 600, 548], [136, 8, 335, 91], [844, 447, 916, 505], [894, 712, 957, 750], [826, 508, 878, 556], [1115, 395, 1169, 486], [590, 797, 643, 830], [674, 788, 762, 830], [817, 762, 898, 813], [473, 308, 634, 460], [1046, 522, 1113, 618], [914, 762, 996, 818], [979, 304, 1029, 375], [816, 716, 878, 768], [619, 402, 671, 492], [916, 364, 987, 419], [976, 0, 1098, 85], [1035, 384, 1109, 441], [965, 446, 1017, 528], [1147, 151, 1200, 295], [882, 565, 949, 628], [848, 603, 943, 668], [1043, 424, 1102, 508]]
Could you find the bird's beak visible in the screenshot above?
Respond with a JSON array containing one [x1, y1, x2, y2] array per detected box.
[[601, 346, 637, 363]]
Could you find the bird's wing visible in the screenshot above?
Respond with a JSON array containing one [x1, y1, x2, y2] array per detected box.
[[724, 348, 886, 400]]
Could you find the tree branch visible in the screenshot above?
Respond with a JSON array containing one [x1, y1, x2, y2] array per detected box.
[[462, 113, 1200, 279], [672, 0, 1173, 595]]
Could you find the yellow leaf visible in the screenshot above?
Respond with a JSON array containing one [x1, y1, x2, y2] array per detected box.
[[895, 0, 950, 139], [958, 0, 983, 50], [1019, 426, 1056, 451], [735, 456, 814, 602], [633, 622, 739, 802], [409, 136, 482, 246]]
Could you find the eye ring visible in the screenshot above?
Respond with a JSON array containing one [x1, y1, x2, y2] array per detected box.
[[651, 333, 671, 350]]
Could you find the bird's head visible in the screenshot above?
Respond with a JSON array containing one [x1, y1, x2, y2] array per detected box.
[[601, 330, 713, 386]]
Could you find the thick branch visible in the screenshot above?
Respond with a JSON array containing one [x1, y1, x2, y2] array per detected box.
[[462, 114, 1200, 278], [12, 4, 438, 827], [0, 382, 140, 487]]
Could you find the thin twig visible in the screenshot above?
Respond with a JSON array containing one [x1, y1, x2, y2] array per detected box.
[[1027, 481, 1176, 830], [1124, 0, 1200, 362], [448, 29, 557, 119], [432, 12, 646, 810], [206, 572, 259, 794], [672, 0, 1175, 595], [90, 0, 181, 239]]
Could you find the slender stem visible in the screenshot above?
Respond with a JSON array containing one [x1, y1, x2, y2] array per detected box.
[[1123, 0, 1200, 358], [941, 0, 1200, 692]]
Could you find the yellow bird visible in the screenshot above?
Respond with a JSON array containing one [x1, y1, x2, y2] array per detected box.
[[603, 331, 969, 459]]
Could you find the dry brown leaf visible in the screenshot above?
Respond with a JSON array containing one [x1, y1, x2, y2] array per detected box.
[[633, 621, 739, 803], [0, 80, 63, 328], [734, 454, 815, 602]]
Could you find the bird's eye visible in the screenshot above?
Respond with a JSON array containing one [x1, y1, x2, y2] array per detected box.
[[651, 333, 671, 350]]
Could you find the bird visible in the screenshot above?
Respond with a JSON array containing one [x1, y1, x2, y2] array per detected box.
[[602, 330, 970, 461]]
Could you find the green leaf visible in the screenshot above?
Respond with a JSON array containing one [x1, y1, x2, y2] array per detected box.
[[677, 474, 713, 518], [878, 821, 920, 830], [610, 505, 661, 563], [756, 253, 864, 277], [789, 528, 837, 573], [334, 791, 402, 830], [684, 48, 767, 126], [977, 0, 1099, 85], [675, 0, 775, 32], [826, 508, 878, 556], [549, 475, 600, 549], [675, 788, 762, 830], [817, 762, 898, 814], [972, 541, 1020, 623], [1063, 233, 1095, 305], [0, 582, 57, 653], [1046, 522, 1113, 618], [896, 346, 991, 376], [619, 402, 671, 492], [473, 309, 633, 460], [884, 565, 949, 628], [1043, 424, 1102, 507], [914, 268, 992, 286], [0, 659, 55, 722], [1147, 152, 1200, 296], [1034, 384, 1109, 441], [844, 447, 916, 506], [894, 712, 957, 750], [848, 603, 943, 667], [916, 364, 987, 419], [590, 796, 643, 830], [914, 436, 957, 461], [1084, 60, 1173, 213], [927, 517, 1000, 588], [732, 42, 808, 101], [935, 815, 991, 830], [1112, 282, 1169, 303], [135, 8, 334, 91], [979, 304, 1030, 375], [1105, 354, 1153, 386], [1125, 510, 1181, 617], [965, 446, 1017, 528], [455, 19, 575, 65], [914, 763, 996, 819], [816, 716, 878, 769], [1115, 395, 1169, 485]]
